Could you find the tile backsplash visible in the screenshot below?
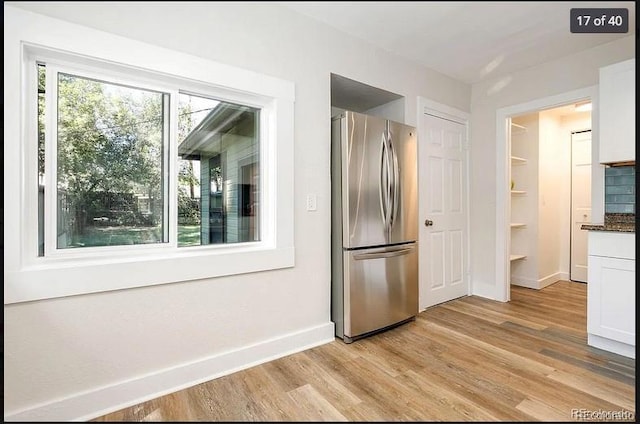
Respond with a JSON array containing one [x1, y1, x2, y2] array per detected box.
[[605, 165, 636, 214]]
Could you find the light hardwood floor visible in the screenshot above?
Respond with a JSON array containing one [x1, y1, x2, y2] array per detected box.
[[93, 281, 635, 421]]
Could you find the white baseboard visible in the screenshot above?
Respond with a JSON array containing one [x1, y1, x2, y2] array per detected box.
[[4, 322, 335, 422], [538, 272, 567, 288], [588, 333, 635, 359], [511, 272, 568, 290], [510, 275, 539, 289]]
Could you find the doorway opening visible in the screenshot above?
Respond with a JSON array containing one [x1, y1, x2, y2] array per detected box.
[[508, 105, 592, 295], [495, 86, 602, 302]]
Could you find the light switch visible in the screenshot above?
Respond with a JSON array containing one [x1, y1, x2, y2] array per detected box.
[[306, 194, 317, 211]]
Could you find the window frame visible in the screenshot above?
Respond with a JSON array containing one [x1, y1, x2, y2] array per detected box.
[[43, 60, 175, 257], [5, 35, 294, 304]]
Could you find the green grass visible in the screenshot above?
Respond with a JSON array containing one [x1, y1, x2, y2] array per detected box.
[[67, 225, 201, 247], [178, 225, 201, 246]]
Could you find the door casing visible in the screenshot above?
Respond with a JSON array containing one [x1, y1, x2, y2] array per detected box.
[[495, 86, 600, 302]]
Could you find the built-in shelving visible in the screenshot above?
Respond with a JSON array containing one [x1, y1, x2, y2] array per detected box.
[[510, 117, 531, 284], [511, 122, 528, 135], [511, 156, 527, 165]]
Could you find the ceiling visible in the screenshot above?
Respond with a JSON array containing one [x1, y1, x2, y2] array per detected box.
[[281, 1, 636, 84]]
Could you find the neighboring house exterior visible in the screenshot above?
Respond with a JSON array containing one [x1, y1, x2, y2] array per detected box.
[[178, 102, 260, 244]]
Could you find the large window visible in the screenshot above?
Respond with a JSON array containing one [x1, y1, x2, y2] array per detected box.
[[5, 20, 294, 304], [37, 63, 262, 256]]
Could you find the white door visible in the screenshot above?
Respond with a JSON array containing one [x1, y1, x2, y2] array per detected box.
[[571, 130, 591, 282], [419, 113, 468, 310]]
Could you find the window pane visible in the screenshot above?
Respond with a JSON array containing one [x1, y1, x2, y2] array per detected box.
[[56, 73, 167, 248], [38, 64, 46, 256], [177, 93, 260, 247]]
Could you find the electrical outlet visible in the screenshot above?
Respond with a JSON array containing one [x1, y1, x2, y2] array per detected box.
[[306, 194, 317, 211]]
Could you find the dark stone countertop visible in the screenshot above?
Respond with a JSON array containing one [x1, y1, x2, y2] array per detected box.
[[581, 213, 635, 233]]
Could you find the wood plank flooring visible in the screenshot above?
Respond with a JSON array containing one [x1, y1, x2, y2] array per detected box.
[[93, 281, 635, 421]]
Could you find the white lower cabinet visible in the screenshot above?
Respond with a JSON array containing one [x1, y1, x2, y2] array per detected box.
[[587, 231, 635, 358]]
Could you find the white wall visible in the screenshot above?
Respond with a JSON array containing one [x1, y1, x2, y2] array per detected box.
[[3, 3, 469, 421], [538, 110, 567, 284], [470, 35, 634, 299]]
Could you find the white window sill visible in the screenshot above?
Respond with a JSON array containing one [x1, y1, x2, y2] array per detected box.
[[5, 245, 295, 304]]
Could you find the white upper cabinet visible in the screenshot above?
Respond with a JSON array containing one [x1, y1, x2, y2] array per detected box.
[[599, 59, 635, 164]]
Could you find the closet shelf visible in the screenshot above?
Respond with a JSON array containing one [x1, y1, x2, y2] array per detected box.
[[511, 122, 528, 135], [510, 254, 526, 261], [510, 223, 526, 228], [511, 156, 527, 165]]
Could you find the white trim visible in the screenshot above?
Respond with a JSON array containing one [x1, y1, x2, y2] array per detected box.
[[510, 272, 569, 289], [168, 88, 179, 247], [419, 97, 469, 125], [588, 334, 635, 359], [3, 322, 335, 422], [416, 97, 471, 309], [4, 7, 295, 304], [552, 272, 570, 286], [510, 276, 538, 289], [43, 64, 56, 257], [5, 246, 296, 303], [495, 86, 598, 302]]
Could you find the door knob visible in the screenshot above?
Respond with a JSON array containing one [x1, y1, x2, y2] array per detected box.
[[424, 219, 433, 227]]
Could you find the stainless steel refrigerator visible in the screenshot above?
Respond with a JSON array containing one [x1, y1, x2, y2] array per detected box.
[[331, 110, 418, 343]]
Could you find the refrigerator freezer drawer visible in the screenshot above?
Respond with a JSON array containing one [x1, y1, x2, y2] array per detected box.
[[343, 243, 418, 341]]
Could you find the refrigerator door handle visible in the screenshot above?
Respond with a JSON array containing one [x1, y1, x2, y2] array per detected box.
[[388, 130, 400, 229], [385, 135, 393, 235], [353, 246, 414, 261], [379, 133, 391, 232]]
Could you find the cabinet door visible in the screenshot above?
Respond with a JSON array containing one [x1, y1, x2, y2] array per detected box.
[[599, 59, 635, 164], [587, 255, 635, 345]]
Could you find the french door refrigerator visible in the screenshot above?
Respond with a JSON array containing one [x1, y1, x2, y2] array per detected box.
[[331, 110, 418, 343]]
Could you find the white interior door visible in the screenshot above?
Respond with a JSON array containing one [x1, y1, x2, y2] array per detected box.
[[571, 130, 591, 282], [419, 113, 469, 310]]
